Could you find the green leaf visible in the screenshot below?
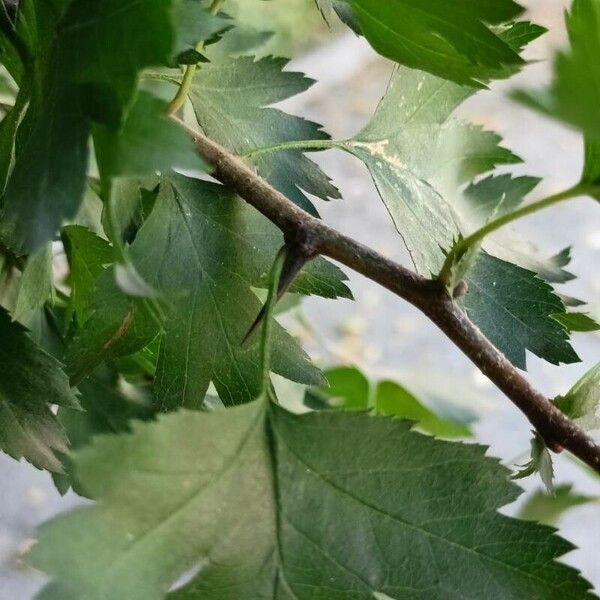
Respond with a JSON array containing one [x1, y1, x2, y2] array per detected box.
[[186, 56, 341, 215], [0, 306, 78, 471], [100, 177, 160, 246], [349, 67, 578, 369], [173, 0, 231, 60], [512, 432, 555, 494], [346, 0, 526, 86], [553, 312, 600, 333], [462, 174, 542, 226], [30, 401, 595, 599], [1, 0, 178, 253], [316, 0, 362, 34], [347, 66, 519, 275], [374, 380, 471, 438], [129, 176, 333, 409], [66, 267, 161, 385], [94, 92, 205, 179], [514, 0, 600, 141], [460, 253, 579, 369], [312, 366, 472, 437], [61, 225, 115, 324], [316, 366, 371, 410], [582, 137, 600, 198], [0, 78, 28, 193], [53, 364, 155, 495], [519, 485, 595, 526], [462, 175, 576, 283], [0, 87, 90, 253], [13, 243, 54, 326], [554, 362, 600, 431]]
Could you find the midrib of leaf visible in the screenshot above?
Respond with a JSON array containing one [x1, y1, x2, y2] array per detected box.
[[274, 425, 576, 597], [266, 414, 300, 600], [172, 194, 256, 401]]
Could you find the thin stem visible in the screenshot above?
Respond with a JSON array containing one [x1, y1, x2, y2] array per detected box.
[[166, 62, 198, 116], [166, 0, 223, 116], [258, 247, 286, 401], [438, 184, 590, 285], [241, 139, 347, 159]]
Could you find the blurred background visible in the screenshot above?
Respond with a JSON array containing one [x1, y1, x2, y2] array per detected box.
[[2, 0, 600, 597]]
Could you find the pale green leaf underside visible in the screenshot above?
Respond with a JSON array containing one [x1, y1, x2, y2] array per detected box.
[[346, 67, 575, 369], [348, 66, 518, 275], [30, 401, 595, 599], [554, 362, 600, 432]]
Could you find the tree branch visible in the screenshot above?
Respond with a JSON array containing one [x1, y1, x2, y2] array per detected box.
[[175, 117, 600, 475]]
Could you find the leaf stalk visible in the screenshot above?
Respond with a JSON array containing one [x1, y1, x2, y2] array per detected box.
[[165, 0, 224, 116], [438, 184, 593, 286]]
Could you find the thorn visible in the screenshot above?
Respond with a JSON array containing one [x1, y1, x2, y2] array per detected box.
[[242, 244, 312, 346]]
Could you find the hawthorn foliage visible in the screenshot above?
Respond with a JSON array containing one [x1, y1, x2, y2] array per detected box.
[[0, 0, 599, 598]]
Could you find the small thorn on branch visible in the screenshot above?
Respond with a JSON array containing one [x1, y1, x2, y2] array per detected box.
[[242, 242, 317, 345]]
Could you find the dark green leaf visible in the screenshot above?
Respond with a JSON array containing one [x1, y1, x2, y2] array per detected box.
[[173, 0, 231, 59], [30, 401, 595, 599], [0, 306, 78, 471], [187, 56, 341, 215], [66, 267, 161, 385], [62, 225, 115, 324], [346, 0, 526, 86], [53, 364, 155, 495], [460, 253, 579, 369], [129, 176, 330, 409], [1, 0, 178, 252], [94, 92, 205, 179]]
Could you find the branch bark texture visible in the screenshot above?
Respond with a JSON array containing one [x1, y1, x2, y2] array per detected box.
[[177, 118, 600, 475]]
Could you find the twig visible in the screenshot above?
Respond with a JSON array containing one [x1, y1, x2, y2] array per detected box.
[[174, 117, 600, 475]]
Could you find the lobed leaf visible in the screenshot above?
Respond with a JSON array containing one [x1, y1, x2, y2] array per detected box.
[[29, 400, 596, 599], [186, 56, 341, 215], [346, 0, 527, 86], [0, 306, 78, 471], [129, 176, 344, 409]]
